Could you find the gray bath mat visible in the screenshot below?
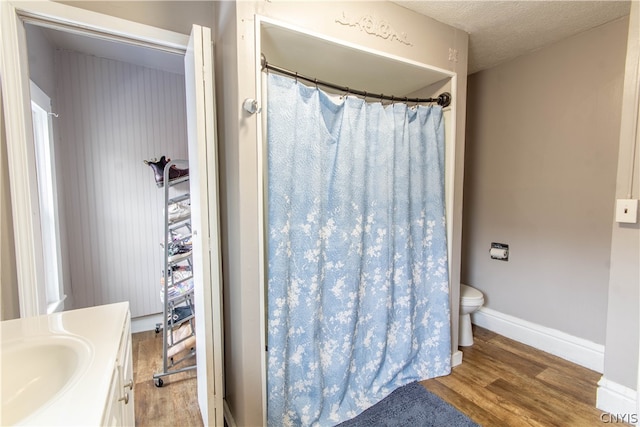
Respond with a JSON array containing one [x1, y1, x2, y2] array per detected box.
[[336, 381, 479, 427]]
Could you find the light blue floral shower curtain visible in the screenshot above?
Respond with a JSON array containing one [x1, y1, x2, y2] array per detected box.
[[267, 73, 451, 427]]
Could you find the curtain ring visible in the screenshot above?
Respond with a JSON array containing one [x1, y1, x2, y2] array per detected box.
[[314, 78, 318, 89], [364, 91, 367, 102], [295, 72, 298, 83]]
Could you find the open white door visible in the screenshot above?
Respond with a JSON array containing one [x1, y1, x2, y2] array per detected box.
[[184, 24, 225, 426]]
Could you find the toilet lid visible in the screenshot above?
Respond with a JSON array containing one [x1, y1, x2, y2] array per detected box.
[[460, 284, 484, 303]]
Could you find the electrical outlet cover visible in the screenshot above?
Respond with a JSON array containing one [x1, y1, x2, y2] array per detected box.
[[615, 199, 638, 224]]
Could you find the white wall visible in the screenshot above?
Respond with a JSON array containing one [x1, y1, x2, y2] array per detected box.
[[601, 1, 640, 392], [212, 0, 245, 421], [54, 49, 188, 317], [463, 17, 628, 345], [215, 2, 468, 425], [0, 86, 20, 321], [25, 25, 56, 97], [57, 1, 214, 36]]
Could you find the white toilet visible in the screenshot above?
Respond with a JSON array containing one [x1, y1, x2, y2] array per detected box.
[[459, 284, 485, 347]]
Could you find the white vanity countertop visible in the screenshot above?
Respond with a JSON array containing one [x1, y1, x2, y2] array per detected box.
[[1, 302, 130, 426]]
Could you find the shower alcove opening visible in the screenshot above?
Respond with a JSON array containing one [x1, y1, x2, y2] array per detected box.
[[254, 15, 461, 424]]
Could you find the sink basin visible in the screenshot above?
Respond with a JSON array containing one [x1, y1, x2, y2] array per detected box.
[[1, 335, 91, 425]]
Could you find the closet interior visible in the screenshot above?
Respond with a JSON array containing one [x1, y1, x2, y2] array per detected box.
[[24, 22, 193, 352]]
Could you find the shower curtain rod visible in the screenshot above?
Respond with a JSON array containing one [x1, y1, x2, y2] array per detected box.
[[261, 54, 452, 108]]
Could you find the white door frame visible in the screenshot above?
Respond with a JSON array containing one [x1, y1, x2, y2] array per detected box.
[[1, 0, 47, 317], [1, 2, 224, 425]]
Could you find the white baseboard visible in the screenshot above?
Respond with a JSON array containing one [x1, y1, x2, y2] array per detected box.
[[224, 399, 237, 427], [472, 307, 605, 373], [596, 377, 638, 417], [131, 313, 163, 333], [451, 350, 463, 367]]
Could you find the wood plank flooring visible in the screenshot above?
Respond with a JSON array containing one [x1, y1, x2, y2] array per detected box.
[[132, 330, 203, 427], [422, 326, 623, 427], [133, 326, 619, 426]]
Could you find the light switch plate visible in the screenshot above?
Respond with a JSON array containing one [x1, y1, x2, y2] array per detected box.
[[615, 199, 638, 223]]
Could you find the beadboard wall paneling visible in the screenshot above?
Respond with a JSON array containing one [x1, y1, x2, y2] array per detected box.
[[55, 49, 188, 318]]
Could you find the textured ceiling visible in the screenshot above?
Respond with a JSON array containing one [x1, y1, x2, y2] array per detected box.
[[393, 1, 631, 74]]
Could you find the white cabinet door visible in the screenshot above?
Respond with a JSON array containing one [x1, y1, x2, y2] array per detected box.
[[102, 368, 123, 427], [102, 314, 134, 427], [119, 318, 135, 426], [184, 25, 225, 427]]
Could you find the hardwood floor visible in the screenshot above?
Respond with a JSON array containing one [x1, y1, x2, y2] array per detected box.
[[132, 326, 619, 426], [422, 326, 622, 427], [132, 330, 203, 427]]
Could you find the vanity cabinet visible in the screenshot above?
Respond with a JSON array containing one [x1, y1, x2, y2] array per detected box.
[[103, 369, 124, 426], [1, 302, 136, 425], [102, 313, 135, 426]]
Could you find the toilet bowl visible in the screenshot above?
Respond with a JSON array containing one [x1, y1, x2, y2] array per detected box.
[[459, 284, 484, 347]]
